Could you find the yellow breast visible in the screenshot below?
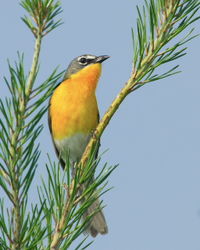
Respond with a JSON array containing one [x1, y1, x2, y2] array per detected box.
[[49, 63, 101, 140]]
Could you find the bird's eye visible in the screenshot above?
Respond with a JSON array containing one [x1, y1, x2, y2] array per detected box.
[[79, 57, 87, 64]]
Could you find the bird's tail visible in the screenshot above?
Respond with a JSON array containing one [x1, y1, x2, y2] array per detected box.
[[79, 182, 108, 237]]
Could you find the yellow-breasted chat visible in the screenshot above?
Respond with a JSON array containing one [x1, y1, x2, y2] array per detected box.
[[48, 54, 109, 237]]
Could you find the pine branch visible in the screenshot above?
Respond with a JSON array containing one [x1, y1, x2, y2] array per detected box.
[[0, 1, 63, 249], [79, 0, 200, 175]]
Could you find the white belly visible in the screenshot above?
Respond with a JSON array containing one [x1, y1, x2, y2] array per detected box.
[[54, 132, 91, 169]]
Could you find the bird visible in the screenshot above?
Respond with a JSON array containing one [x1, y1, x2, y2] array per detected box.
[[48, 54, 109, 237]]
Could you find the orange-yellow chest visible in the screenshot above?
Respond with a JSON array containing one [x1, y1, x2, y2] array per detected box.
[[49, 63, 101, 140]]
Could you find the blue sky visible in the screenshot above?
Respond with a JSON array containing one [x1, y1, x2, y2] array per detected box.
[[1, 1, 200, 250]]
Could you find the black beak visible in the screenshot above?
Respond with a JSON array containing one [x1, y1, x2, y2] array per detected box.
[[95, 55, 110, 64]]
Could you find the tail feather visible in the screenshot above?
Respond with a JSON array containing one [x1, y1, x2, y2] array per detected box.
[[79, 183, 108, 237]]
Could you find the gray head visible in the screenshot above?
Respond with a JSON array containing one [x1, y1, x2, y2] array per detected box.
[[63, 54, 109, 80]]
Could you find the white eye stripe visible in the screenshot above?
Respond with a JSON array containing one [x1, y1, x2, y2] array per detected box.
[[77, 55, 97, 65], [77, 55, 96, 62], [85, 55, 96, 59]]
